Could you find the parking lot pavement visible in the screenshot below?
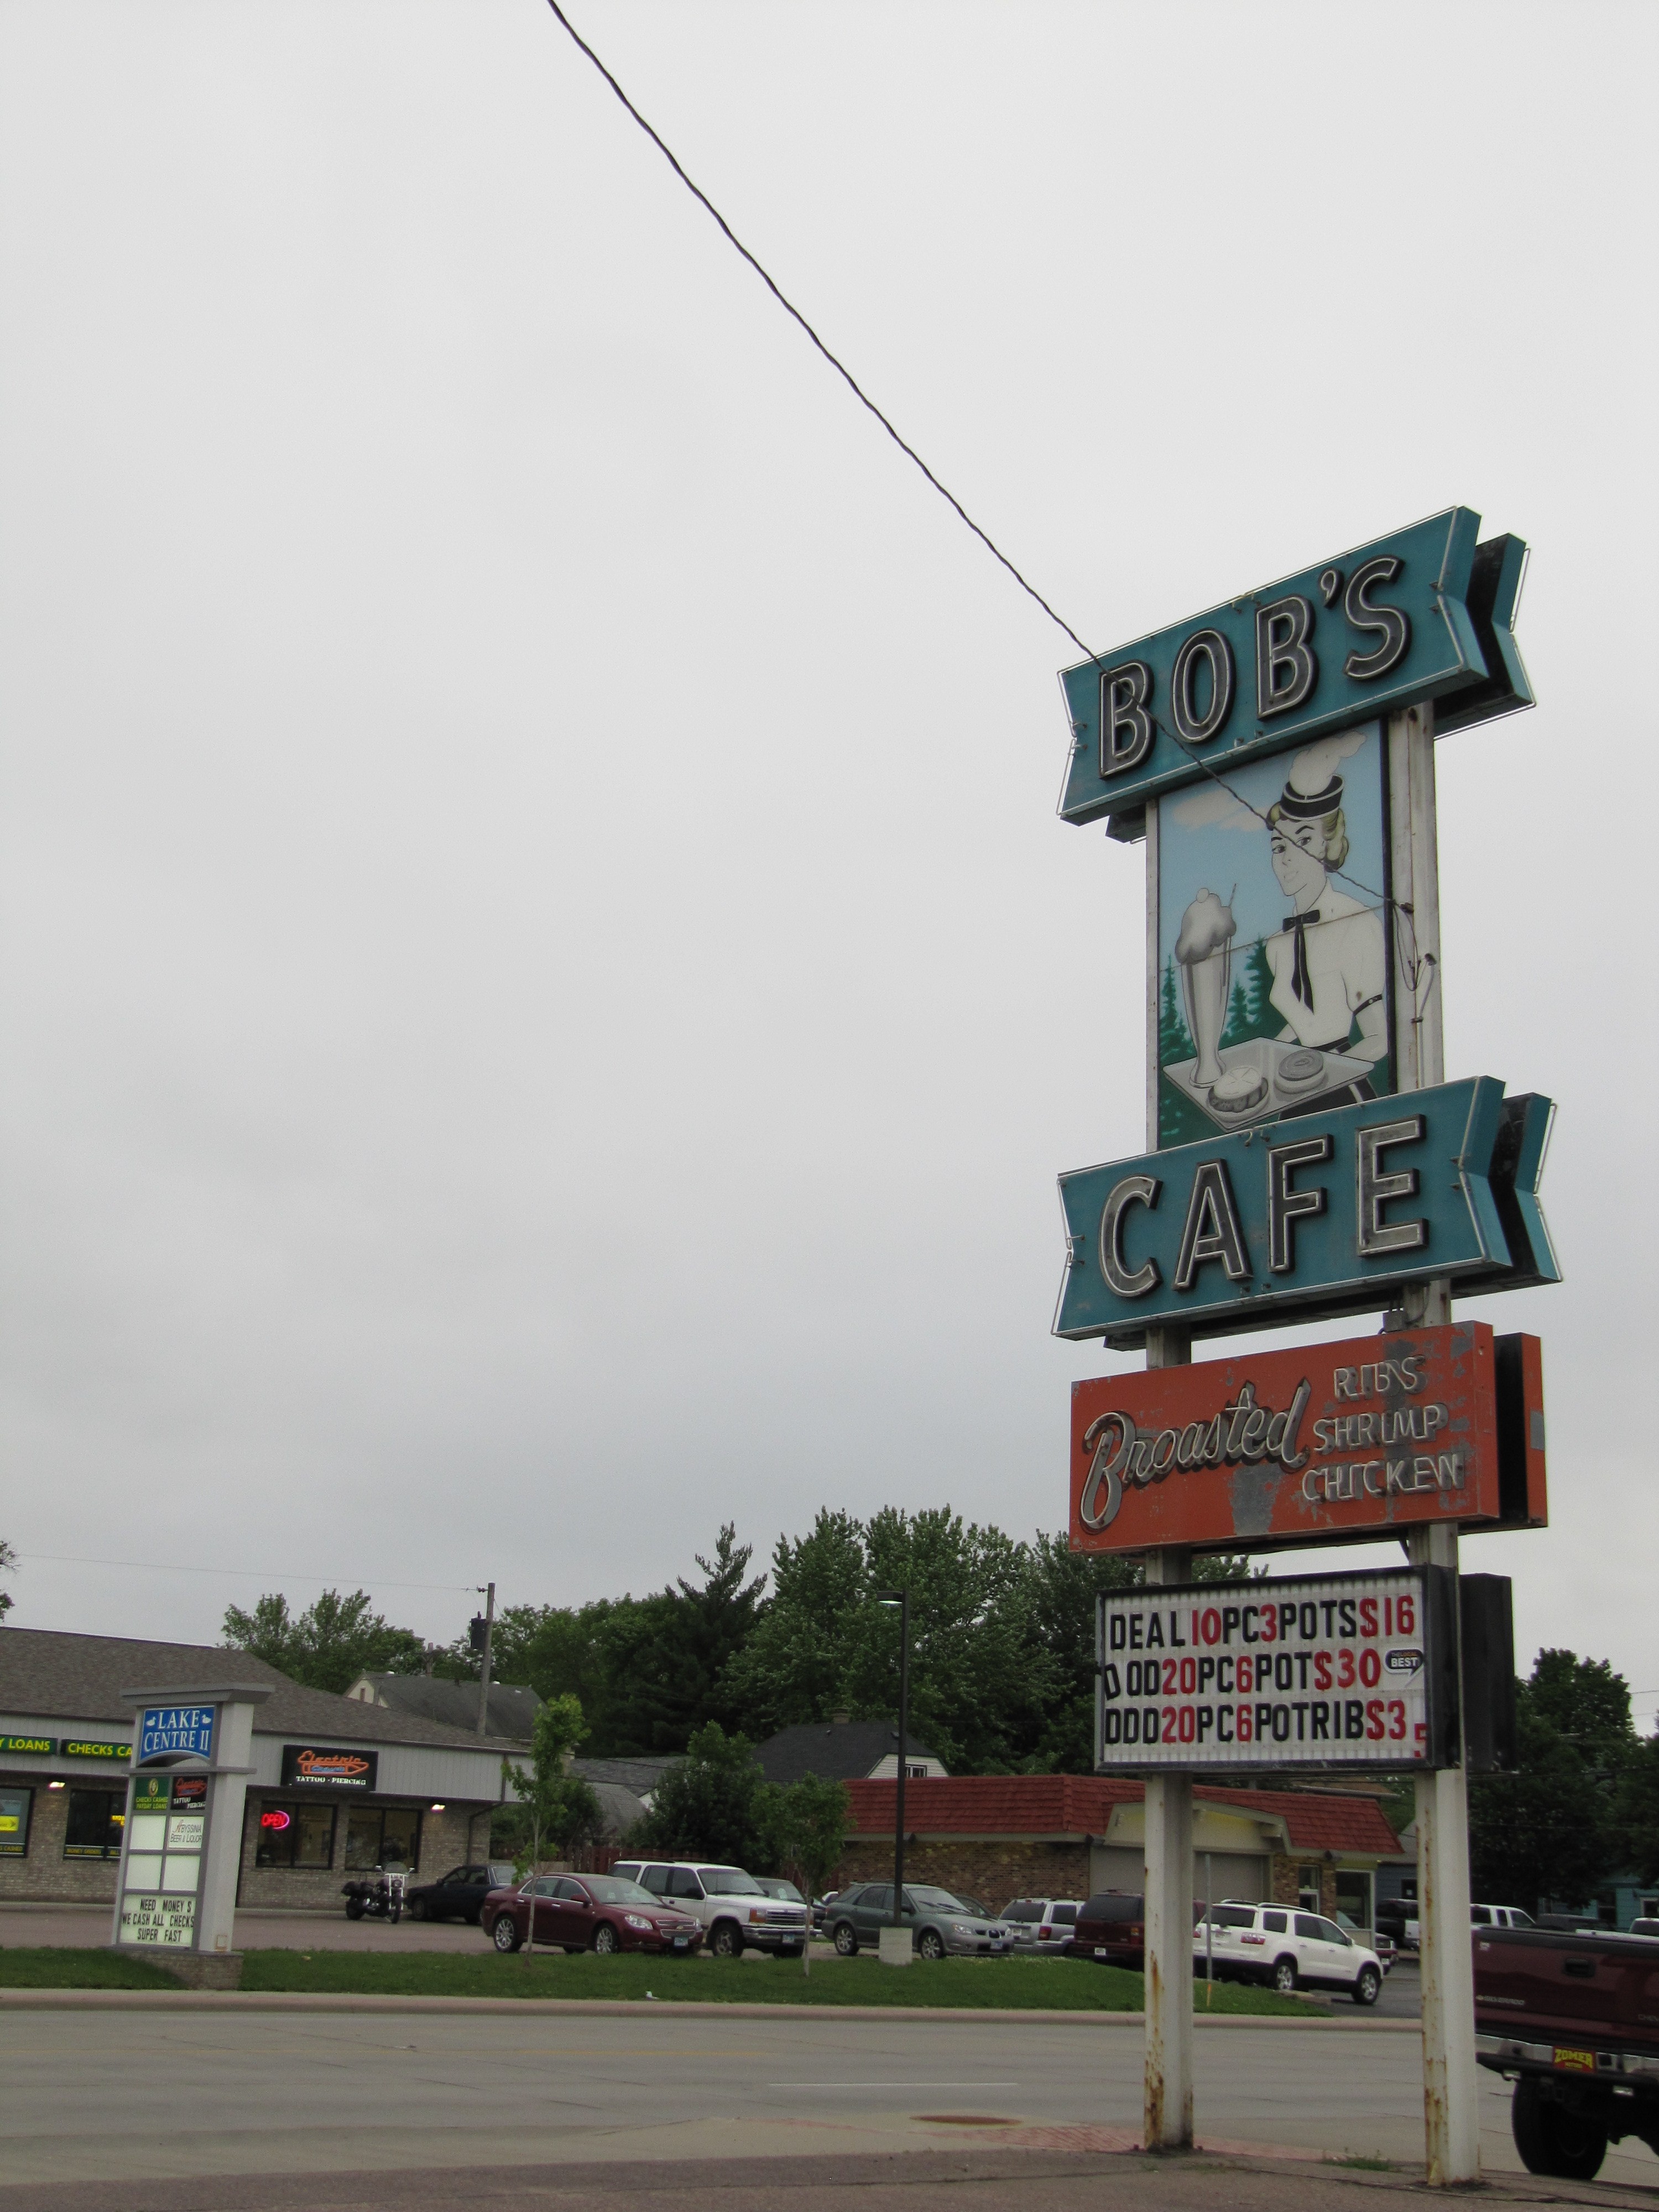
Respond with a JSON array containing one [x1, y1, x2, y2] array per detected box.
[[1, 2006, 1655, 2194], [0, 1903, 495, 1952]]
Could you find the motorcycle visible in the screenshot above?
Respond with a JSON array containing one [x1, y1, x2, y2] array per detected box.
[[342, 1866, 406, 1923]]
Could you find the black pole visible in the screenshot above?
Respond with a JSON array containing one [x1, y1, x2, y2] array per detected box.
[[893, 1589, 908, 1927]]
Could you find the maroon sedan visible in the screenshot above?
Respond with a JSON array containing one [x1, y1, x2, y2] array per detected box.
[[484, 1872, 703, 1956]]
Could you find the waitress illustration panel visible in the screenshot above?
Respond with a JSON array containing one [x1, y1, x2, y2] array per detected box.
[[1155, 724, 1392, 1146]]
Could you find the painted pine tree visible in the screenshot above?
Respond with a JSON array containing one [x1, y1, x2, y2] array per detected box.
[[1158, 958, 1193, 1065]]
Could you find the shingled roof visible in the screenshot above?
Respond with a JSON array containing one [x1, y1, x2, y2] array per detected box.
[[754, 1720, 941, 1786], [0, 1629, 520, 1753], [845, 1773, 1401, 1856]]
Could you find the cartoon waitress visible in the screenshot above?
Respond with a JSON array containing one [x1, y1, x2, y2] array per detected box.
[[1265, 739, 1388, 1106]]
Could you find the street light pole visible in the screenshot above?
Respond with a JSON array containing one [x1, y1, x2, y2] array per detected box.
[[474, 1582, 495, 1738], [879, 1589, 909, 1929]]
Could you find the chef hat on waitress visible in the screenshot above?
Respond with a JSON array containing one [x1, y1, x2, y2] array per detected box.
[[1277, 730, 1362, 821]]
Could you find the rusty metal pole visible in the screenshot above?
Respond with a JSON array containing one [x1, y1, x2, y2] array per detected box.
[[1389, 701, 1479, 2185], [1139, 797, 1196, 2149]]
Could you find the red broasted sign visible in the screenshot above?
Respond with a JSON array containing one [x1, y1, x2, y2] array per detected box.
[[1070, 1322, 1545, 1556]]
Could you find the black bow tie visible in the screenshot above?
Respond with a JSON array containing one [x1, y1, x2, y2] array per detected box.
[[1282, 909, 1320, 1010]]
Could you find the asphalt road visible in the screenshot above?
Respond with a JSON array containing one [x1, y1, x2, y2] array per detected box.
[[3, 2007, 1657, 2194]]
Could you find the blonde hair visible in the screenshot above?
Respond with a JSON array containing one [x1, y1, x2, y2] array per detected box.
[[1267, 801, 1348, 873]]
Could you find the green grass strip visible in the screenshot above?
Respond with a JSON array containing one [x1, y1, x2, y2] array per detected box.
[[0, 1947, 185, 1989], [2, 1945, 1323, 2013]]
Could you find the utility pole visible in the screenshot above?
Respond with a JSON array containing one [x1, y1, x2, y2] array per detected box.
[[473, 1581, 495, 1738], [878, 1589, 910, 1953]]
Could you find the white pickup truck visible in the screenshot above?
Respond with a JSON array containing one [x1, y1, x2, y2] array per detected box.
[[1404, 1901, 1536, 1948], [612, 1859, 809, 1958]]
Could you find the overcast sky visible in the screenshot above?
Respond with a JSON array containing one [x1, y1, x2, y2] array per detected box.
[[0, 2, 1653, 1720]]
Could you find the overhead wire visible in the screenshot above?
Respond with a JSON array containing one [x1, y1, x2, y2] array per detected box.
[[538, 0, 1097, 662], [14, 1549, 478, 1595], [540, 4, 1435, 1020]]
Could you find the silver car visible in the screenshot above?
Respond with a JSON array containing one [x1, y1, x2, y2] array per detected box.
[[825, 1881, 1014, 1959]]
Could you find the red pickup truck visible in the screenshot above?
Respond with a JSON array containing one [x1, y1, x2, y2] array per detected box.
[[1475, 1923, 1659, 2179]]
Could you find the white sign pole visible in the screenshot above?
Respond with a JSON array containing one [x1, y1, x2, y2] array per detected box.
[[1388, 701, 1479, 2185], [1139, 801, 1197, 2149]]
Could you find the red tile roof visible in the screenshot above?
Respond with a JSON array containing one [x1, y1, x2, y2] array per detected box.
[[844, 1774, 1401, 1856]]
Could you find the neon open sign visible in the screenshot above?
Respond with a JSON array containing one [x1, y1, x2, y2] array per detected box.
[[259, 1809, 291, 1832]]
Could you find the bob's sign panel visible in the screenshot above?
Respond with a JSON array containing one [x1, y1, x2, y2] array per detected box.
[[1070, 1323, 1545, 1558], [1057, 510, 1531, 828], [1094, 1564, 1459, 1774]]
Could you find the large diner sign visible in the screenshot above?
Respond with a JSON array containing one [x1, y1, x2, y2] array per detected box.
[[1055, 1078, 1557, 1348], [1057, 509, 1530, 828], [1094, 1565, 1459, 1773], [1071, 1323, 1546, 1558]]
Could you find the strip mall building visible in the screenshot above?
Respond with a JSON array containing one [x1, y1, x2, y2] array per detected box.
[[0, 1630, 518, 1906], [837, 1773, 1403, 1926]]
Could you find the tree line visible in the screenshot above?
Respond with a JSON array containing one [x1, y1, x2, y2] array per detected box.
[[222, 1508, 1245, 1774]]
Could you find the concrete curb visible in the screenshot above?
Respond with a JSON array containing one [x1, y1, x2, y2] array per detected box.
[[0, 1988, 1420, 2026]]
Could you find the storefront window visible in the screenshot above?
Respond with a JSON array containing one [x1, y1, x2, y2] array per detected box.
[[0, 1786, 32, 1856], [1334, 1870, 1373, 1931], [344, 1806, 421, 1871], [64, 1788, 124, 1859], [255, 1801, 337, 1869]]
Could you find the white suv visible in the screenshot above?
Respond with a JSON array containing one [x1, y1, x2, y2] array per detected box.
[[1196, 1901, 1383, 2004], [612, 1860, 808, 1958], [1000, 1898, 1084, 1954]]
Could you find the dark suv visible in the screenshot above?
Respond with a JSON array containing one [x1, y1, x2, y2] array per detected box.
[[1072, 1891, 1148, 1967]]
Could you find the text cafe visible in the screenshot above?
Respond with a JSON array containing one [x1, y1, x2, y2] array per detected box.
[[0, 1629, 524, 1908]]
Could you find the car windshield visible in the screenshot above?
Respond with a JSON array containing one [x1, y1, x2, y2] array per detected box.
[[1085, 1895, 1144, 1923], [1509, 1909, 1535, 1928], [1003, 1901, 1044, 1922], [487, 1864, 517, 1887], [1202, 1905, 1257, 1929], [757, 1878, 804, 1902], [700, 1869, 765, 1896], [907, 1887, 971, 1912], [582, 1876, 659, 1907]]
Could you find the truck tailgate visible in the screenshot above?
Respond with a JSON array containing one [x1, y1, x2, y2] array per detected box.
[[1475, 1927, 1659, 2054]]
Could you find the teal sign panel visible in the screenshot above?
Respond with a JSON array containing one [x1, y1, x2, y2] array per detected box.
[[1055, 1078, 1557, 1348], [1057, 511, 1532, 827]]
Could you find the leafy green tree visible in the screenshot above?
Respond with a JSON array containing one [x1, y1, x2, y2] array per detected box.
[[1469, 1650, 1636, 1913], [222, 1589, 425, 1694], [507, 1693, 602, 1952], [635, 1721, 773, 1869], [606, 1525, 769, 1755], [1616, 1734, 1659, 1887], [764, 1774, 852, 1978], [726, 1506, 1060, 1773]]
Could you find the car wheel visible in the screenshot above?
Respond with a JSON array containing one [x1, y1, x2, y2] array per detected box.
[[918, 1929, 945, 1962], [408, 1897, 427, 1922], [1352, 1965, 1381, 2007], [491, 1914, 522, 1954], [1272, 1956, 1298, 1994], [345, 1900, 364, 1921], [468, 1907, 483, 1925], [710, 1921, 743, 1959], [832, 1922, 858, 1956], [1512, 2079, 1608, 2180], [592, 1922, 620, 1955]]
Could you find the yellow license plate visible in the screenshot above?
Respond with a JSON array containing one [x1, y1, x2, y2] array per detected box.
[[1553, 2047, 1596, 2072]]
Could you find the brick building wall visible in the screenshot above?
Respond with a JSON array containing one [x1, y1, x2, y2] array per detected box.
[[836, 1837, 1091, 1912], [0, 1778, 127, 1903], [235, 1796, 477, 1910]]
